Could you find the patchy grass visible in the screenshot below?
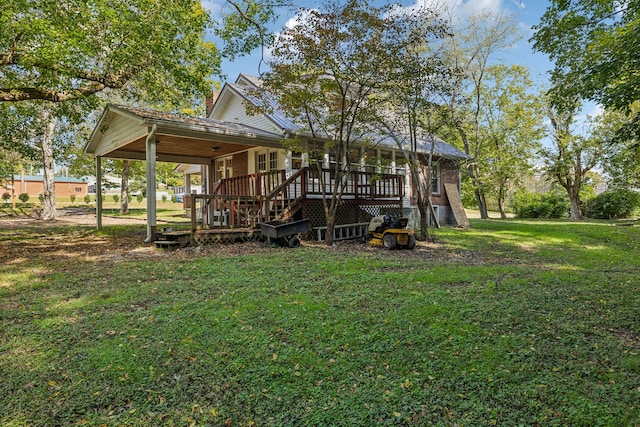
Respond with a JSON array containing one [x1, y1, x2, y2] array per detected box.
[[0, 219, 638, 426]]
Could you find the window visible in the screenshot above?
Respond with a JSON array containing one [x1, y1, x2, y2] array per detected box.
[[75, 187, 82, 192], [257, 150, 279, 172], [217, 157, 233, 179], [257, 152, 267, 172], [431, 163, 440, 195], [269, 151, 279, 171]]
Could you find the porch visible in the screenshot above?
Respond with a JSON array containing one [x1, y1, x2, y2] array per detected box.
[[186, 167, 405, 243]]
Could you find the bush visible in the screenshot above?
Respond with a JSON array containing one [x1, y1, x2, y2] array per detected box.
[[112, 194, 119, 203], [161, 194, 167, 203], [38, 193, 44, 203], [2, 192, 10, 203], [136, 193, 144, 203], [127, 194, 133, 203], [84, 194, 92, 204], [19, 193, 30, 204], [69, 193, 76, 203], [513, 191, 570, 219], [583, 189, 640, 219]]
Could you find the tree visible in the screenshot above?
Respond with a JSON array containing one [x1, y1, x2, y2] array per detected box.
[[377, 41, 454, 239], [479, 65, 544, 218], [1, 0, 282, 220], [532, 0, 640, 140], [437, 12, 521, 219], [599, 104, 640, 189], [258, 0, 448, 244], [541, 100, 606, 221]]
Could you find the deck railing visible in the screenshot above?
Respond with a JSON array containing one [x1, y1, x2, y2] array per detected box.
[[189, 167, 404, 230]]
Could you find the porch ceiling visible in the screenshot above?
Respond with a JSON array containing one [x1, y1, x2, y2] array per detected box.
[[85, 104, 285, 165]]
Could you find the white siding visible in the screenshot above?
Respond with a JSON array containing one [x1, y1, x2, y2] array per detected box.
[[213, 91, 282, 134]]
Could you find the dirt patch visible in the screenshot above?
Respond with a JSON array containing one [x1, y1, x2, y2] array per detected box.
[[0, 211, 498, 266]]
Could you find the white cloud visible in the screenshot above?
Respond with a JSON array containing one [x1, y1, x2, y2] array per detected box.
[[399, 0, 509, 21]]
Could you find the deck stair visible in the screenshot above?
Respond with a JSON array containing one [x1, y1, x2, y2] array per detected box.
[[154, 229, 192, 250]]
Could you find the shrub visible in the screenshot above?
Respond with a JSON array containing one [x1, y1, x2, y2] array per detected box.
[[69, 193, 76, 203], [161, 194, 167, 203], [19, 193, 30, 203], [583, 189, 640, 219], [112, 194, 119, 203], [171, 195, 177, 203], [2, 192, 10, 203], [84, 194, 92, 204], [136, 193, 144, 203], [38, 193, 43, 203], [513, 191, 570, 219], [127, 194, 133, 203]]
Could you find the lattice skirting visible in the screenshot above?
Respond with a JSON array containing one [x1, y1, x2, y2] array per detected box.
[[302, 199, 402, 229], [192, 228, 262, 246]]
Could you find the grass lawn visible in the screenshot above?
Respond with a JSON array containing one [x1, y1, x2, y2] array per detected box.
[[0, 219, 638, 426]]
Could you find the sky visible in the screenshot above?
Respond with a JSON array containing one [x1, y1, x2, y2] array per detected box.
[[205, 0, 555, 89]]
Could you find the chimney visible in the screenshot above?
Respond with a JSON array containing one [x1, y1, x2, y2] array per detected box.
[[205, 90, 220, 117]]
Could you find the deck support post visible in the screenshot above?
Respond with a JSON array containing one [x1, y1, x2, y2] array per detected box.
[[95, 156, 102, 229], [144, 124, 157, 243]]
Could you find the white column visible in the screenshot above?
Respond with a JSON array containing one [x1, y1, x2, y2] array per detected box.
[[95, 156, 102, 229], [145, 125, 157, 242]]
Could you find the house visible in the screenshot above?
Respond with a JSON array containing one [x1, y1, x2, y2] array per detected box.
[[1, 174, 88, 200], [85, 74, 469, 243]]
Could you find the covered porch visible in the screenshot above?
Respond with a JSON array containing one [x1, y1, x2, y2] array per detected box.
[[85, 104, 406, 244]]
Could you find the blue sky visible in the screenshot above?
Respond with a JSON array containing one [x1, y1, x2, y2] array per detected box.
[[205, 0, 555, 89]]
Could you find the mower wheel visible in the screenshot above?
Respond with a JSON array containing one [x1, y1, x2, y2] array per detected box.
[[382, 233, 397, 249], [407, 235, 416, 249]]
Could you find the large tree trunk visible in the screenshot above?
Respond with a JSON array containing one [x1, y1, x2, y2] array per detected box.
[[120, 160, 130, 214], [497, 191, 507, 219], [567, 187, 583, 221], [40, 109, 58, 221]]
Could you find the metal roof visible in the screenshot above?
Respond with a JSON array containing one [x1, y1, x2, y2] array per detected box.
[[230, 75, 469, 161]]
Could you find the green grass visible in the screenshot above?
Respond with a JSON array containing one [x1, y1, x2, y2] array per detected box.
[[1, 220, 639, 426]]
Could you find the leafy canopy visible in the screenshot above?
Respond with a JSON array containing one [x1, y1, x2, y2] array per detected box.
[[532, 1, 640, 116], [0, 0, 221, 106]]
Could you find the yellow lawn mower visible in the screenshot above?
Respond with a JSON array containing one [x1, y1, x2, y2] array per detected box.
[[366, 213, 416, 250]]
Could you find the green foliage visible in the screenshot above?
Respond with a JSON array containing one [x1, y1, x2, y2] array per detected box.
[[83, 194, 91, 204], [532, 1, 640, 139], [18, 193, 29, 203], [127, 194, 133, 203], [37, 193, 43, 203], [161, 194, 167, 203], [513, 191, 569, 219], [2, 192, 9, 202], [69, 193, 76, 203], [171, 195, 177, 203], [136, 193, 144, 203], [112, 194, 119, 203], [583, 189, 640, 219]]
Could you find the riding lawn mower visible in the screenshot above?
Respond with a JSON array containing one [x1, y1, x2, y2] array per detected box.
[[366, 213, 416, 250]]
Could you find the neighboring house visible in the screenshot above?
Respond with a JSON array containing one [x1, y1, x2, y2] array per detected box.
[[1, 175, 88, 200], [85, 74, 469, 242]]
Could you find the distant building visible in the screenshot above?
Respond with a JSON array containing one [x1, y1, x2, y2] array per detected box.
[[1, 175, 88, 199]]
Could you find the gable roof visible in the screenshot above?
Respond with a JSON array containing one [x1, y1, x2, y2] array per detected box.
[[221, 74, 469, 161], [85, 104, 285, 164], [226, 75, 303, 132]]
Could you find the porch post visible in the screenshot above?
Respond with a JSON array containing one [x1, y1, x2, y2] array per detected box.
[[95, 156, 102, 230], [207, 160, 215, 227], [185, 173, 191, 194], [144, 124, 157, 243]]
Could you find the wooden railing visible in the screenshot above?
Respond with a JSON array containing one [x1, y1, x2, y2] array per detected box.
[[189, 167, 404, 230], [307, 168, 404, 199]]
